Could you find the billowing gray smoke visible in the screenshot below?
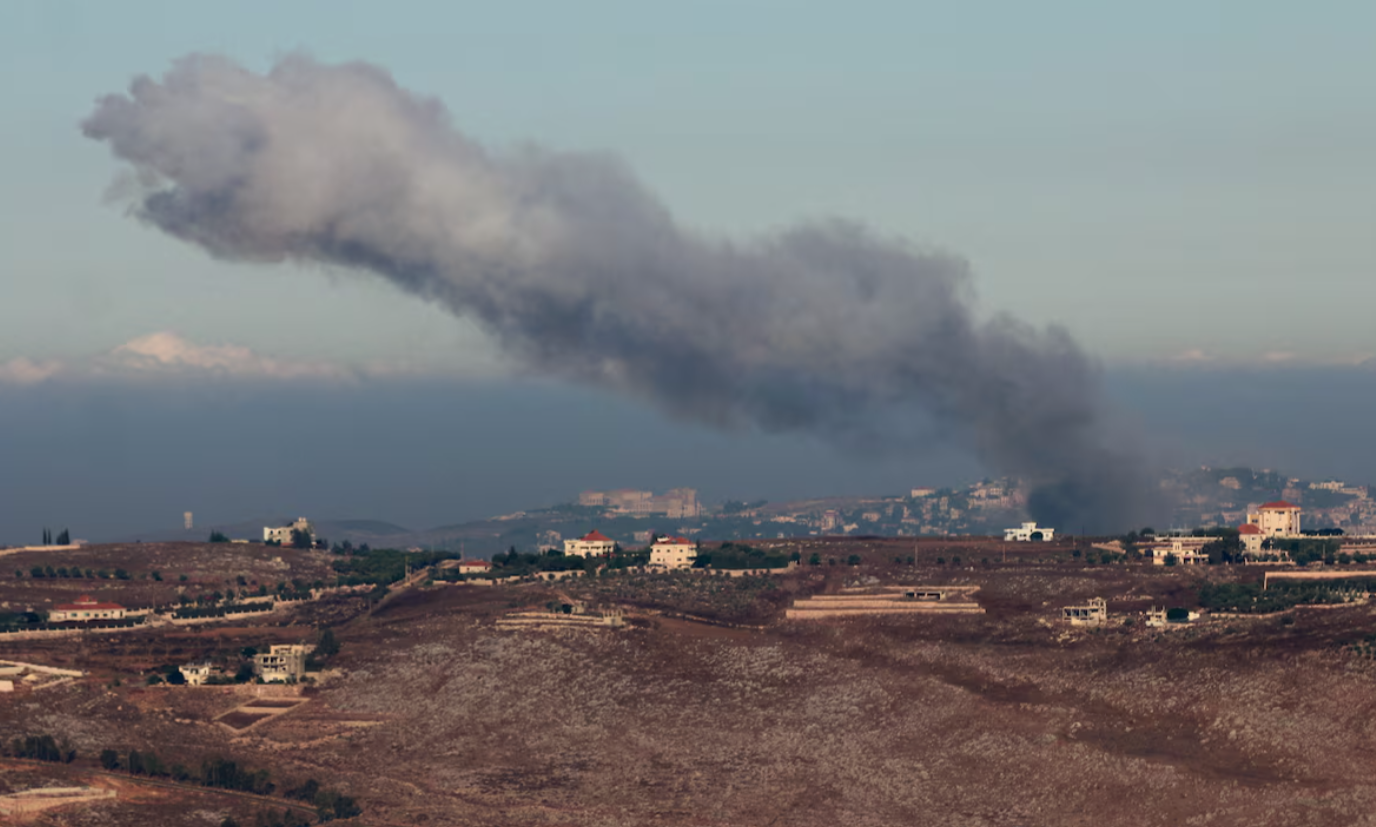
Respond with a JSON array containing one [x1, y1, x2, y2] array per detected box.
[[83, 54, 1157, 533]]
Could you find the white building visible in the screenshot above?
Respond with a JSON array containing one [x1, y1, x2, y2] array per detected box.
[[49, 595, 126, 622], [1004, 521, 1055, 542], [253, 644, 312, 683], [649, 536, 697, 569], [564, 530, 616, 557], [1145, 540, 1206, 566], [457, 560, 492, 575], [1238, 523, 1266, 554], [179, 662, 217, 686], [1062, 597, 1107, 626], [264, 517, 313, 545], [1245, 501, 1300, 538]]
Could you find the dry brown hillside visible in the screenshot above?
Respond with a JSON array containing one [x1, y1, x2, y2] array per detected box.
[[5, 540, 1376, 826]]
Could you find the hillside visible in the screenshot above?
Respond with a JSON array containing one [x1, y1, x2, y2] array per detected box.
[[6, 540, 1376, 825]]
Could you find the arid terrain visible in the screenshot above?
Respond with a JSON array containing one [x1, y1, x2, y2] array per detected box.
[[6, 539, 1376, 826]]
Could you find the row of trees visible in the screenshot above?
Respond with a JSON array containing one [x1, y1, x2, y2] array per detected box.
[[38, 528, 71, 545], [10, 734, 74, 763], [24, 565, 130, 579], [1195, 580, 1351, 614], [95, 749, 360, 821]]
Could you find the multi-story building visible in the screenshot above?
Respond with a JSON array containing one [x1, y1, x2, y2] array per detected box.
[[1245, 502, 1301, 537], [564, 530, 617, 557], [264, 517, 313, 545], [179, 662, 218, 686], [577, 488, 701, 519], [253, 644, 312, 683], [649, 536, 697, 569]]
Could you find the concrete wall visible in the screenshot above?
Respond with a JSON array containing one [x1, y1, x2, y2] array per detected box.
[[786, 605, 984, 619]]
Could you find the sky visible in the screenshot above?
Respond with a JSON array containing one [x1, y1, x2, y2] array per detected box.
[[1, 2, 1374, 541]]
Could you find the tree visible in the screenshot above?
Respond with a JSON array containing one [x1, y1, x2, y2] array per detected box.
[[316, 628, 340, 658], [56, 529, 69, 545], [127, 749, 145, 775], [209, 531, 230, 543], [289, 528, 312, 550], [100, 749, 120, 770], [846, 554, 861, 566], [808, 553, 821, 566]]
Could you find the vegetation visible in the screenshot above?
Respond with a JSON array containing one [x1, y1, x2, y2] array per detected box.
[[7, 734, 73, 763], [209, 530, 231, 543], [1264, 538, 1342, 566], [332, 547, 454, 585], [172, 602, 275, 620], [692, 542, 789, 570], [491, 547, 599, 576], [1196, 579, 1358, 614]]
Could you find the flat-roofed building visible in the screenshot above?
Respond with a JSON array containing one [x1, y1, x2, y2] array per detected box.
[[253, 644, 312, 683]]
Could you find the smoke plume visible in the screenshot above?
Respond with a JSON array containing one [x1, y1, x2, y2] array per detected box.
[[83, 54, 1157, 533]]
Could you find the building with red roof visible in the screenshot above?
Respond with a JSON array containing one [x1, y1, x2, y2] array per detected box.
[[456, 559, 492, 575], [1245, 500, 1302, 539], [50, 595, 127, 622], [1237, 522, 1266, 555], [564, 529, 617, 558], [649, 536, 698, 569]]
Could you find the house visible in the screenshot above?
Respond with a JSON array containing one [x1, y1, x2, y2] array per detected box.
[[1062, 598, 1107, 626], [1005, 522, 1055, 542], [457, 560, 492, 575], [252, 644, 312, 683], [1245, 501, 1301, 538], [1146, 607, 1201, 628], [264, 517, 314, 545], [179, 662, 218, 686], [50, 596, 126, 622], [1144, 540, 1207, 566], [1238, 523, 1265, 554], [649, 536, 697, 569], [564, 530, 617, 557]]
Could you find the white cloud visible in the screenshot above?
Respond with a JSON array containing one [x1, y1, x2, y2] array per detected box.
[[0, 331, 460, 385], [102, 332, 350, 380], [0, 357, 64, 385]]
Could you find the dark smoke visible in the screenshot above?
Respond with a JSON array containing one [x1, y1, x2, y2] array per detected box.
[[83, 53, 1158, 533]]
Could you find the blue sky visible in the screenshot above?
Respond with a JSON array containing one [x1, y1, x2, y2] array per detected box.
[[3, 1, 1374, 368], [2, 2, 1376, 540]]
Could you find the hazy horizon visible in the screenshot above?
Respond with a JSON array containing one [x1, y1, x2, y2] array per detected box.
[[2, 364, 1374, 544]]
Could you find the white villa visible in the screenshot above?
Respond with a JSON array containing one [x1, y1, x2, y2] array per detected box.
[[564, 530, 617, 557], [1244, 501, 1301, 538], [179, 662, 218, 686], [649, 536, 697, 569], [1004, 522, 1055, 542]]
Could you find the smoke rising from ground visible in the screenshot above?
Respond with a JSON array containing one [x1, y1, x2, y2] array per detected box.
[[83, 54, 1157, 532]]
